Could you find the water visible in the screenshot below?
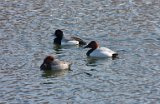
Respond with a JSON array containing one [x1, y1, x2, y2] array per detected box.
[[0, 0, 160, 103]]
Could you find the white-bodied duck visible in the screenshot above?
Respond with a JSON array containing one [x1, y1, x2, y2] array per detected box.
[[53, 29, 86, 46], [84, 41, 118, 58], [40, 56, 71, 71]]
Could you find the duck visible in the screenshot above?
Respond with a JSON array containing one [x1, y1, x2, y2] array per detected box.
[[40, 56, 71, 71], [53, 29, 86, 46], [84, 41, 118, 58]]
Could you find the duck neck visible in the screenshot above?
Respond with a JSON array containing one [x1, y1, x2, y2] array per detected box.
[[54, 37, 62, 45], [86, 48, 96, 56], [40, 63, 52, 70]]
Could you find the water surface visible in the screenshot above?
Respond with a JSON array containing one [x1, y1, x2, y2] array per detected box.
[[0, 0, 160, 103]]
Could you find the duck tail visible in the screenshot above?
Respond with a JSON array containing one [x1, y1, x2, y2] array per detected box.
[[112, 53, 118, 59], [71, 37, 86, 45]]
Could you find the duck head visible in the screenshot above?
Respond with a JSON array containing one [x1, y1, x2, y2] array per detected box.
[[54, 29, 63, 39], [84, 41, 99, 49], [54, 29, 64, 45], [40, 56, 54, 70]]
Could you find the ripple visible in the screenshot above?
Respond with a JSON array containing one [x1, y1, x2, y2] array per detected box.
[[1, 0, 160, 103]]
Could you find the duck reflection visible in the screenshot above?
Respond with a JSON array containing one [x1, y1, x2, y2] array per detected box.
[[53, 45, 62, 54], [53, 44, 79, 54], [86, 57, 110, 67], [41, 69, 69, 78], [86, 57, 99, 67]]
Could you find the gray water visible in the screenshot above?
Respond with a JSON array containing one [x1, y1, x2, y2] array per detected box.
[[1, 0, 160, 103]]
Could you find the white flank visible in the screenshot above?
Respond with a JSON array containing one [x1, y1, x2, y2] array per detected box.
[[90, 47, 117, 58], [51, 59, 71, 71], [61, 39, 79, 45]]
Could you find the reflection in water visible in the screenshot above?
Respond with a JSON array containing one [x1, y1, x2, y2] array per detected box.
[[41, 70, 69, 78], [86, 57, 100, 66], [53, 44, 80, 54], [53, 45, 62, 54]]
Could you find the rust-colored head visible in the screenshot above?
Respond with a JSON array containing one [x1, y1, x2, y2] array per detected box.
[[84, 41, 99, 49], [43, 56, 54, 64], [40, 56, 54, 70]]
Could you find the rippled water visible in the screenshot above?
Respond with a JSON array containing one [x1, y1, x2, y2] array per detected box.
[[1, 0, 160, 103]]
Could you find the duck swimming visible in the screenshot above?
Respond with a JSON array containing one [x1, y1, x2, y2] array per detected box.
[[40, 56, 71, 71], [53, 29, 86, 46], [84, 41, 118, 58]]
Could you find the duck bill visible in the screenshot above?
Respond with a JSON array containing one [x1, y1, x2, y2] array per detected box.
[[84, 45, 89, 48]]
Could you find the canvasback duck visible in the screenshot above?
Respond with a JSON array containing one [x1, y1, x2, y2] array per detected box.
[[53, 29, 86, 46], [40, 56, 71, 71], [84, 41, 118, 58]]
